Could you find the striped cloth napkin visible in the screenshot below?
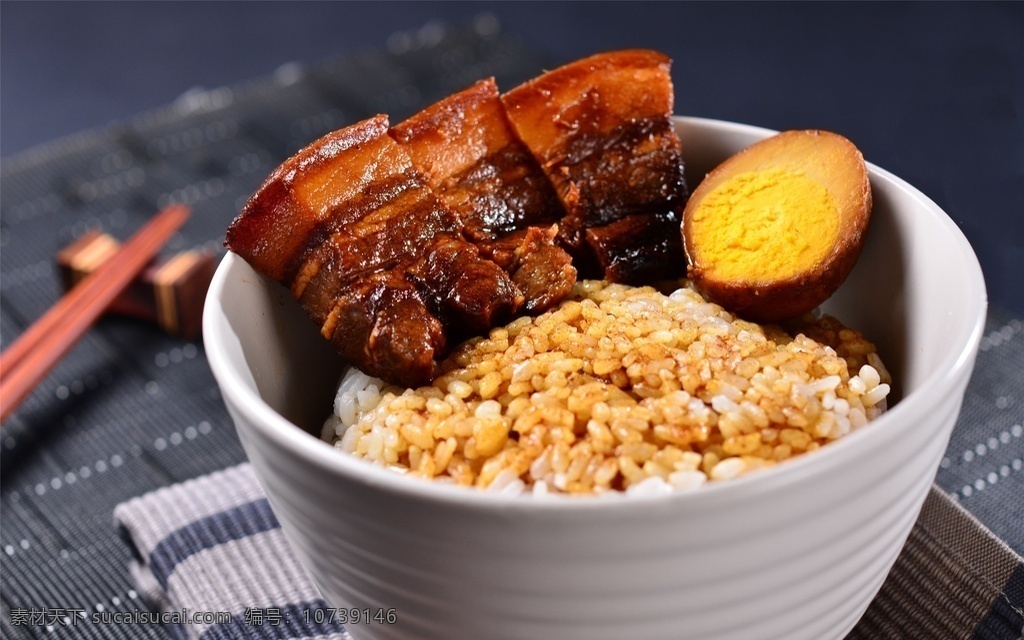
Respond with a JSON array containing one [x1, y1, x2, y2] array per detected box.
[[114, 464, 350, 640], [115, 463, 1024, 640]]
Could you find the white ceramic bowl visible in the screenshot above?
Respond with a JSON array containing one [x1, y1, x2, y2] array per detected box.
[[203, 117, 986, 640]]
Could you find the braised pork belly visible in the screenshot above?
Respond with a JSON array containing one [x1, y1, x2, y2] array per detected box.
[[390, 78, 576, 313], [226, 50, 688, 386], [501, 49, 688, 283]]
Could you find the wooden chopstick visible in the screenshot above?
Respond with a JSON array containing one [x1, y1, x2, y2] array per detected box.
[[0, 205, 190, 423]]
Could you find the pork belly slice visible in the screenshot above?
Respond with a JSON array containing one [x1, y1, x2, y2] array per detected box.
[[390, 78, 576, 313], [292, 182, 462, 322], [323, 270, 445, 388], [389, 78, 563, 238], [226, 115, 402, 284], [407, 235, 522, 336], [585, 212, 687, 285], [501, 50, 688, 279], [226, 114, 522, 386], [314, 232, 520, 386], [474, 226, 577, 314]]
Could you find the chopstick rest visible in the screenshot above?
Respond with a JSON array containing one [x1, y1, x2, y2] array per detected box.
[[0, 204, 190, 423], [57, 230, 215, 339]]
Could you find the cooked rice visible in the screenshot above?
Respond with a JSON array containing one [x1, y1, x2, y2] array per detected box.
[[321, 280, 891, 496]]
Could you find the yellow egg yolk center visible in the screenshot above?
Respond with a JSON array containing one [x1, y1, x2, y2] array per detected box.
[[691, 167, 840, 282]]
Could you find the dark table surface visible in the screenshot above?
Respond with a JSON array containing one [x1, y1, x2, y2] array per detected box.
[[1, 3, 1022, 639]]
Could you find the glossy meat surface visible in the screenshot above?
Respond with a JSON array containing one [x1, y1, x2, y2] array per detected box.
[[226, 51, 690, 387], [390, 79, 560, 237], [501, 50, 688, 277], [391, 79, 577, 312], [323, 270, 445, 388], [503, 226, 578, 313], [585, 213, 687, 284], [407, 235, 522, 335], [225, 115, 400, 284], [226, 115, 523, 386]]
